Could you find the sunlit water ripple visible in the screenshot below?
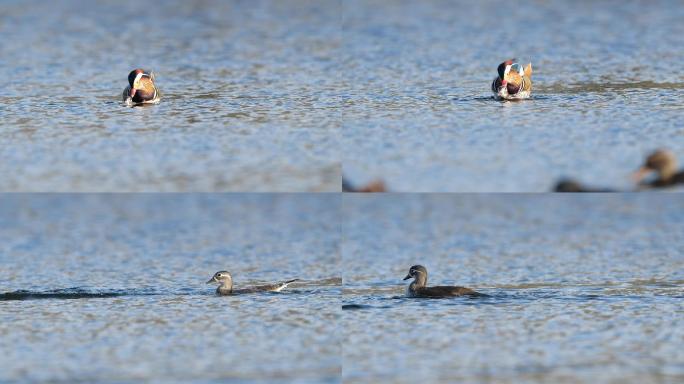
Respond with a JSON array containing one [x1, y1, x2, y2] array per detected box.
[[0, 195, 341, 383], [342, 194, 684, 383], [341, 0, 684, 192], [0, 0, 341, 191]]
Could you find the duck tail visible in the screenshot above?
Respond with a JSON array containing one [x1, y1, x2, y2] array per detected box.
[[283, 279, 299, 285], [524, 63, 532, 78]]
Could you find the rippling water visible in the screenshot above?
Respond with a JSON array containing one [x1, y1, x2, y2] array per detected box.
[[342, 0, 684, 191], [0, 195, 341, 383], [342, 194, 684, 383], [0, 0, 341, 191]]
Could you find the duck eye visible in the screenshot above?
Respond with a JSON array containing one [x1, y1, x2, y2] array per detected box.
[[216, 273, 221, 277]]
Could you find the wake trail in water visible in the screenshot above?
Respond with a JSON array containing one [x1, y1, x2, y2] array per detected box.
[[0, 288, 159, 301]]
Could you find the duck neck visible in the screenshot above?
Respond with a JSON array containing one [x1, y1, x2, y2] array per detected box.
[[411, 273, 427, 289], [217, 279, 233, 294], [659, 164, 677, 181]]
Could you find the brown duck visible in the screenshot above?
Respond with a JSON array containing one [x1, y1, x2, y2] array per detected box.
[[491, 59, 532, 100], [403, 265, 483, 298], [206, 271, 298, 296], [123, 68, 160, 105], [633, 149, 684, 188]]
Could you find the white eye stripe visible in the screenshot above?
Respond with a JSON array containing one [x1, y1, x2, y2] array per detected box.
[[134, 72, 144, 85]]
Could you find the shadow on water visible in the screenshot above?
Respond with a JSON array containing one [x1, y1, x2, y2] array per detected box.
[[342, 279, 684, 310], [0, 288, 311, 301], [1, 278, 339, 301], [450, 81, 683, 104], [538, 81, 684, 94], [451, 96, 494, 102], [0, 288, 136, 301], [451, 95, 551, 104], [340, 294, 596, 311]]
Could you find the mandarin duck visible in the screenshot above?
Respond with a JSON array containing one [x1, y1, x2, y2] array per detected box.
[[403, 265, 485, 298], [123, 68, 160, 105], [491, 59, 532, 100], [206, 271, 299, 295], [633, 149, 684, 188], [342, 177, 386, 193]]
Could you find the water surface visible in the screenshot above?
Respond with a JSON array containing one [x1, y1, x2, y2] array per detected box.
[[342, 194, 684, 383], [342, 0, 684, 191], [0, 0, 341, 191], [0, 194, 341, 383]]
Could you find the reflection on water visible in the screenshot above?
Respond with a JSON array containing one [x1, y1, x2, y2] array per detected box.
[[0, 0, 341, 191], [342, 194, 684, 383], [0, 194, 341, 383], [540, 81, 684, 94], [342, 0, 684, 191]]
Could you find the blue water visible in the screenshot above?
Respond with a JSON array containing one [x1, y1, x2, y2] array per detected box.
[[342, 194, 684, 383], [341, 0, 684, 191], [0, 0, 341, 191], [0, 194, 341, 383]]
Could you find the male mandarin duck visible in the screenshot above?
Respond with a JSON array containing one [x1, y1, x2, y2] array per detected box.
[[123, 68, 160, 105], [491, 59, 532, 100], [632, 149, 684, 188]]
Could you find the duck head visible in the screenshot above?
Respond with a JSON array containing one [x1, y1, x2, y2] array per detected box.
[[127, 68, 156, 100], [403, 265, 428, 286], [633, 149, 678, 183], [496, 59, 516, 88], [207, 270, 233, 288]]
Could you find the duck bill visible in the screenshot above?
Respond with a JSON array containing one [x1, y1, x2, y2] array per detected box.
[[403, 274, 412, 281], [632, 167, 651, 183], [129, 87, 137, 98], [206, 277, 216, 284]]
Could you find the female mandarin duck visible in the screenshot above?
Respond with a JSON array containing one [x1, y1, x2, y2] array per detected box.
[[491, 59, 532, 100], [123, 68, 160, 105], [633, 149, 684, 188]]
